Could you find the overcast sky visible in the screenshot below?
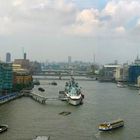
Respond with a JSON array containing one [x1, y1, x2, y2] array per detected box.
[[0, 0, 140, 64]]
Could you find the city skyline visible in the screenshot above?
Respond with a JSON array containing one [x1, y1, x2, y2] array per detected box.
[[0, 0, 140, 64]]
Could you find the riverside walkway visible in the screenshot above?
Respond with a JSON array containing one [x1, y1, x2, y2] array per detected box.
[[0, 92, 22, 105]]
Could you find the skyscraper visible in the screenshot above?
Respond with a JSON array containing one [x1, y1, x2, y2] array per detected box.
[[24, 53, 27, 60], [68, 56, 72, 65], [6, 52, 11, 63]]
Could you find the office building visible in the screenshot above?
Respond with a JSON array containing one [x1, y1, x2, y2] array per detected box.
[[6, 53, 11, 63], [0, 63, 13, 94]]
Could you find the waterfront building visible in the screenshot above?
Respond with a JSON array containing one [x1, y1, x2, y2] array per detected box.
[[137, 76, 140, 87], [13, 73, 32, 85], [115, 66, 123, 81], [122, 63, 129, 82], [128, 56, 140, 84], [12, 63, 33, 91], [99, 64, 121, 82], [115, 63, 129, 82], [128, 65, 140, 84], [6, 52, 11, 63], [0, 63, 13, 95], [12, 64, 28, 73], [13, 71, 33, 91], [14, 59, 30, 71]]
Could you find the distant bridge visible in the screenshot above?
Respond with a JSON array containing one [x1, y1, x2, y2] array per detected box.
[[34, 69, 89, 77]]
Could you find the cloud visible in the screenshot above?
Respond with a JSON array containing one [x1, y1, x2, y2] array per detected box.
[[0, 0, 140, 38], [64, 8, 101, 36], [0, 0, 77, 36], [115, 26, 125, 33]]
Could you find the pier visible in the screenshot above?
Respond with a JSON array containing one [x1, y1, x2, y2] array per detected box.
[[29, 92, 67, 104]]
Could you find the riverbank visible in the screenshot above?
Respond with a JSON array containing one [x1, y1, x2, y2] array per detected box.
[[0, 92, 23, 105]]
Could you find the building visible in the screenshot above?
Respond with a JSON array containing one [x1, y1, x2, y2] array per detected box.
[[24, 53, 27, 60], [12, 63, 33, 91], [137, 76, 140, 87], [14, 59, 30, 71], [13, 71, 33, 91], [6, 52, 11, 63], [115, 66, 123, 81], [12, 64, 29, 73], [114, 63, 129, 82], [128, 56, 140, 84], [14, 52, 30, 71], [29, 61, 41, 74], [68, 56, 72, 68], [128, 65, 140, 84], [13, 73, 32, 85], [0, 63, 13, 94], [99, 64, 121, 81], [122, 63, 129, 82]]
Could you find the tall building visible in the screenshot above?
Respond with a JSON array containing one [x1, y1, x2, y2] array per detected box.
[[68, 56, 72, 65], [24, 53, 27, 60], [0, 63, 13, 94], [6, 52, 11, 63]]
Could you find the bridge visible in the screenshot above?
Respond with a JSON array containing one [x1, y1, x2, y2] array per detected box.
[[35, 69, 88, 77]]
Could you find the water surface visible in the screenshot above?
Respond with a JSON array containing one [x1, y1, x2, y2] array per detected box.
[[0, 79, 139, 140]]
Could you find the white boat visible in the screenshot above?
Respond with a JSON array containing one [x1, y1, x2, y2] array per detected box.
[[64, 78, 84, 106], [33, 136, 50, 140], [0, 124, 8, 133], [117, 82, 126, 88], [99, 119, 124, 131]]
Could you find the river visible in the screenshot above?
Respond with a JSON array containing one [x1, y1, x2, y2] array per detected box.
[[0, 79, 140, 140]]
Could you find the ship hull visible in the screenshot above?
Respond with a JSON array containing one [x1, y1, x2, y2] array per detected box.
[[68, 97, 82, 106], [99, 125, 123, 131], [99, 119, 124, 131]]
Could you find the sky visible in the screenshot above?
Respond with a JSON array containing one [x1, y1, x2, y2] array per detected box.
[[0, 0, 140, 64]]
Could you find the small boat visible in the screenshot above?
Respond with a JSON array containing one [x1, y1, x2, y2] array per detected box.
[[0, 124, 8, 133], [99, 119, 124, 131], [51, 81, 57, 86], [33, 80, 40, 85], [38, 87, 45, 92], [64, 78, 84, 106], [59, 111, 71, 116], [33, 136, 50, 140], [117, 82, 126, 88]]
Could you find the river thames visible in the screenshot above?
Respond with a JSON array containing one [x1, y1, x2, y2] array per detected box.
[[0, 78, 140, 140]]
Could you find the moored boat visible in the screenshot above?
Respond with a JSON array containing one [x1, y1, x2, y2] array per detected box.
[[64, 78, 84, 106], [33, 79, 40, 85], [33, 136, 50, 140], [0, 124, 8, 133], [38, 87, 45, 92], [51, 81, 57, 86], [99, 119, 124, 131], [117, 82, 126, 88]]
